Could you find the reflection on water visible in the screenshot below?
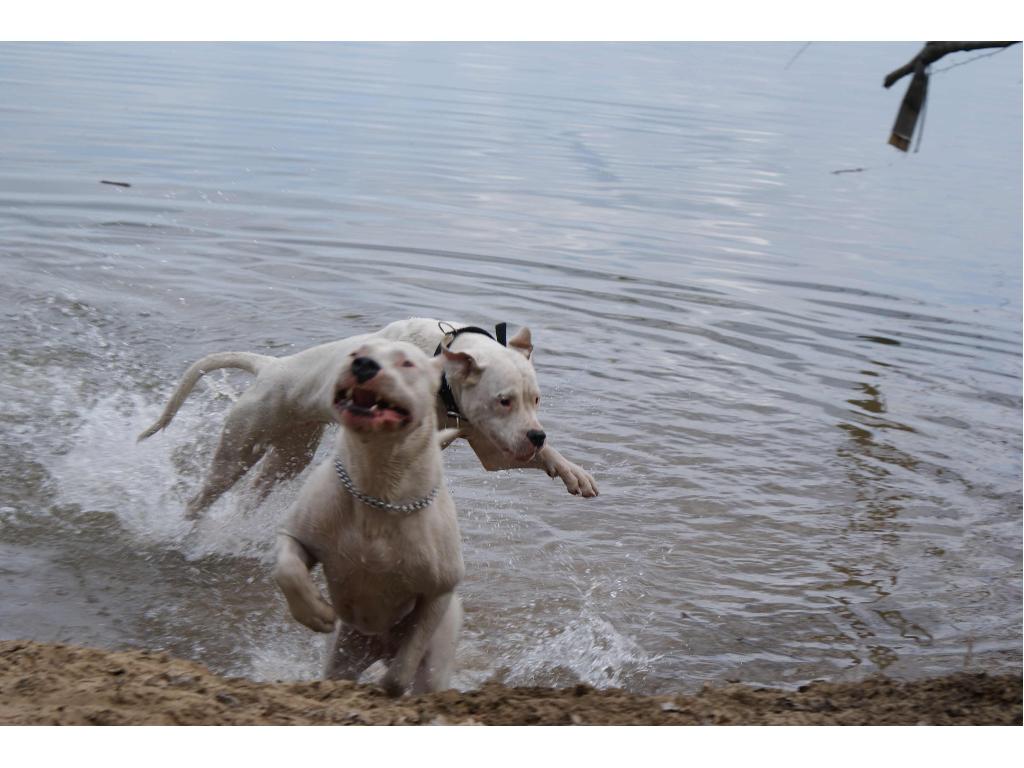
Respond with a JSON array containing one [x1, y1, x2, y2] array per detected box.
[[0, 42, 1020, 693]]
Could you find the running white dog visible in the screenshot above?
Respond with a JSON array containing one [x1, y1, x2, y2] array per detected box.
[[139, 318, 598, 517], [274, 338, 463, 695]]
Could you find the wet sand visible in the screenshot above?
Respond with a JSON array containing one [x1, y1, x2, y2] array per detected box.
[[1, 640, 1019, 725]]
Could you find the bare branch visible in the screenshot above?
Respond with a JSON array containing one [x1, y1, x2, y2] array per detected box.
[[884, 42, 1019, 88]]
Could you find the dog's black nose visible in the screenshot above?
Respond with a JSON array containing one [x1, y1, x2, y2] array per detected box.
[[351, 356, 381, 383], [527, 429, 546, 448]]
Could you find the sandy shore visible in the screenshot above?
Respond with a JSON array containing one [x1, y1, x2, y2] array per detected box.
[[1, 640, 1019, 725]]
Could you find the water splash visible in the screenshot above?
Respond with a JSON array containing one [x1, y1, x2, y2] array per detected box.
[[460, 605, 658, 690], [47, 387, 309, 564]]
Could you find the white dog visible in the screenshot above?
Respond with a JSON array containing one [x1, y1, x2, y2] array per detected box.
[[139, 318, 598, 518], [274, 338, 463, 695]]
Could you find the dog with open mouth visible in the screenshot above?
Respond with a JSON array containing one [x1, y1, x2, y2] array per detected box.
[[274, 338, 464, 696], [138, 317, 598, 520]]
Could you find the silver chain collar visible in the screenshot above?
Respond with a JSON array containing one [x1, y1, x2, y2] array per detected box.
[[333, 459, 439, 515]]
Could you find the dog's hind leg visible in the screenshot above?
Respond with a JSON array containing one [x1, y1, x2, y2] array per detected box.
[[412, 594, 462, 693], [185, 403, 270, 518], [249, 423, 326, 504]]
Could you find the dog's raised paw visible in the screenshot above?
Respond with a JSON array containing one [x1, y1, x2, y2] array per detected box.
[[556, 460, 599, 498], [578, 473, 599, 498]]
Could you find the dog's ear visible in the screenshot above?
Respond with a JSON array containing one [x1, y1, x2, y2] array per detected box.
[[441, 347, 483, 380], [508, 327, 533, 360]]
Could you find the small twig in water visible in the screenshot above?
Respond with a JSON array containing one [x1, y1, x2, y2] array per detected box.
[[831, 167, 866, 175], [100, 180, 132, 188]]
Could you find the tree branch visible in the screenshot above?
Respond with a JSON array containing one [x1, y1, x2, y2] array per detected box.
[[884, 41, 1019, 88]]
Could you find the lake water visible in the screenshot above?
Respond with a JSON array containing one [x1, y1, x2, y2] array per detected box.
[[0, 42, 1020, 694]]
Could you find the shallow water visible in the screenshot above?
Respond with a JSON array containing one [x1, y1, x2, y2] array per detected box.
[[0, 42, 1020, 694]]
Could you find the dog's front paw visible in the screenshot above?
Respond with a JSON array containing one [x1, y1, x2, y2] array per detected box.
[[286, 593, 337, 633], [554, 459, 599, 498], [275, 556, 338, 633]]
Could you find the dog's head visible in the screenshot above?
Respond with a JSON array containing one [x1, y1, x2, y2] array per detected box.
[[334, 339, 443, 436], [442, 327, 548, 462]]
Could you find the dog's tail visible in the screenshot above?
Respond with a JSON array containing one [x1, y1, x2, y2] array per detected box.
[[137, 351, 270, 442]]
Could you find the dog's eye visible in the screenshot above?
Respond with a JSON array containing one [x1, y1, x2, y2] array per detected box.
[[402, 360, 415, 368], [498, 396, 512, 407], [534, 396, 540, 405]]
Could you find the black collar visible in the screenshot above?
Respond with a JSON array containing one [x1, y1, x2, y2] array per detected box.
[[433, 322, 507, 422]]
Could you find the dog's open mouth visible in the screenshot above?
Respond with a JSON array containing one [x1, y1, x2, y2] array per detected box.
[[335, 386, 411, 429]]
